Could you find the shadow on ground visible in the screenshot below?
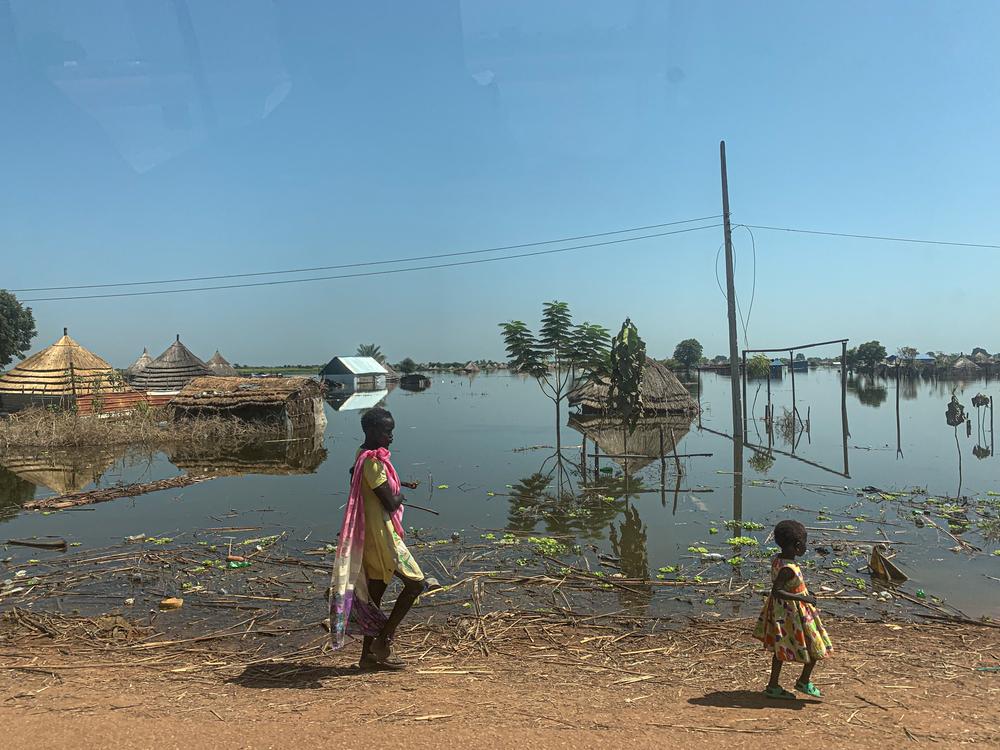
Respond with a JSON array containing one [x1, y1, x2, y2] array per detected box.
[[688, 690, 819, 710], [228, 663, 363, 689]]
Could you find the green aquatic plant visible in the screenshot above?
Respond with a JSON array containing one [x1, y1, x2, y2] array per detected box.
[[687, 546, 709, 554], [724, 520, 764, 531], [726, 536, 760, 546]]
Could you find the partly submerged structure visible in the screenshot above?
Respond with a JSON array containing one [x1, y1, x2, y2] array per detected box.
[[399, 374, 432, 392], [207, 350, 239, 377], [170, 376, 326, 435], [568, 358, 699, 416], [319, 356, 387, 392], [568, 413, 695, 473], [126, 347, 153, 378], [129, 335, 212, 393], [462, 361, 481, 374], [0, 329, 126, 413], [952, 356, 981, 376]]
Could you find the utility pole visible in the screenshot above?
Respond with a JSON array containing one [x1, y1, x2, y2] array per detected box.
[[720, 141, 743, 444]]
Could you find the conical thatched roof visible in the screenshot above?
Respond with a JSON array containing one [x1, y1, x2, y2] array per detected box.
[[126, 347, 153, 376], [0, 329, 121, 397], [207, 350, 239, 377], [463, 361, 481, 373], [568, 358, 699, 415], [568, 413, 695, 473], [129, 335, 212, 392], [953, 356, 980, 373]]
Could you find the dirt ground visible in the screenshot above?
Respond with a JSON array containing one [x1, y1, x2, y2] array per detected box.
[[2, 614, 998, 750]]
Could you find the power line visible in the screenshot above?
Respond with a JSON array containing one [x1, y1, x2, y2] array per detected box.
[[745, 224, 1000, 250], [24, 223, 721, 303], [12, 215, 722, 293]]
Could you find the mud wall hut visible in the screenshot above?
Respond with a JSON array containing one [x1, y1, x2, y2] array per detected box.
[[0, 329, 128, 414], [169, 376, 327, 435], [128, 335, 213, 393], [568, 358, 699, 416]]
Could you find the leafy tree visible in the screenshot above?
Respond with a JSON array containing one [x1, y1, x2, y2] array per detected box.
[[794, 353, 806, 362], [397, 357, 418, 374], [712, 355, 728, 364], [897, 346, 918, 362], [356, 343, 385, 364], [672, 338, 703, 373], [500, 301, 610, 451], [0, 291, 37, 369], [607, 318, 646, 434], [844, 347, 858, 371], [746, 354, 770, 379], [856, 341, 887, 373]]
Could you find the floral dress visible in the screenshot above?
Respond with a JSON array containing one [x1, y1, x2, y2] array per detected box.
[[753, 556, 832, 663]]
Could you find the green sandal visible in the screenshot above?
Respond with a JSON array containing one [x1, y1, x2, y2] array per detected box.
[[763, 686, 797, 700], [795, 680, 822, 697]]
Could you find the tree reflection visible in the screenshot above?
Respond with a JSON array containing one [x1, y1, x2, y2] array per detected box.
[[609, 503, 653, 607], [848, 376, 888, 407]]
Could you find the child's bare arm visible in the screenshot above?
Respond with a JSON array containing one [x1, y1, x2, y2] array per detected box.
[[770, 567, 818, 606]]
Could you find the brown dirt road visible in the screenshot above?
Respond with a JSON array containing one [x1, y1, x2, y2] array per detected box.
[[2, 617, 997, 749]]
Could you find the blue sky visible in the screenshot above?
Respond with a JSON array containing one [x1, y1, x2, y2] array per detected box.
[[3, 1, 999, 367]]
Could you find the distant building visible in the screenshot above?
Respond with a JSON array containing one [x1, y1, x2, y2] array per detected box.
[[129, 335, 213, 394], [319, 356, 387, 392]]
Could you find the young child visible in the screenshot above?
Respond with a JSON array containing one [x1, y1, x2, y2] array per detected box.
[[753, 519, 832, 698], [330, 407, 425, 670]]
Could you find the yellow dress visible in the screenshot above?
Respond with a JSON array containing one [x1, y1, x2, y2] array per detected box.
[[359, 453, 424, 585]]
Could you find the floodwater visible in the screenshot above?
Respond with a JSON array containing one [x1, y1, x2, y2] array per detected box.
[[1, 370, 998, 618]]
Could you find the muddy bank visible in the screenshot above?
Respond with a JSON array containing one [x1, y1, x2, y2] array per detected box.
[[1, 613, 997, 749]]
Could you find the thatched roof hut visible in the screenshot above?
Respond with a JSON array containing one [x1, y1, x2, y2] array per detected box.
[[207, 350, 239, 377], [129, 335, 212, 393], [568, 413, 695, 473], [0, 329, 125, 413], [167, 433, 327, 477], [568, 358, 698, 415], [952, 356, 980, 375], [170, 376, 327, 435], [462, 361, 481, 373], [126, 347, 153, 377]]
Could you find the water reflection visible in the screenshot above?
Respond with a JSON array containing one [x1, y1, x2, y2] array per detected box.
[[0, 467, 35, 521], [609, 503, 652, 606], [0, 449, 118, 495], [168, 433, 327, 477], [567, 413, 694, 477], [325, 389, 389, 411], [848, 376, 888, 407]]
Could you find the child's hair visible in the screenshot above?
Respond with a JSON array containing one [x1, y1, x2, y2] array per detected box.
[[361, 407, 394, 434], [774, 519, 807, 550]]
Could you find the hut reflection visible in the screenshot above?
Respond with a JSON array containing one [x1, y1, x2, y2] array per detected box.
[[168, 432, 327, 477]]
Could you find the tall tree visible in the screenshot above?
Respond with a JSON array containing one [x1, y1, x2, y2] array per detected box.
[[607, 319, 646, 434], [898, 346, 918, 362], [672, 338, 703, 373], [397, 357, 418, 374], [500, 301, 610, 452], [856, 341, 887, 373], [0, 291, 37, 369]]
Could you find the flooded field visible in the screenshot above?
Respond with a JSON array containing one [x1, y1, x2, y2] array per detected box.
[[1, 369, 998, 619]]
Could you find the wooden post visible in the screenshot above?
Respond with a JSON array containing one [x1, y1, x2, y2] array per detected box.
[[766, 365, 772, 429], [991, 396, 994, 457], [789, 349, 796, 424], [841, 341, 850, 476], [720, 141, 743, 445], [658, 426, 667, 481], [741, 350, 748, 436], [580, 436, 587, 482], [697, 368, 703, 428]]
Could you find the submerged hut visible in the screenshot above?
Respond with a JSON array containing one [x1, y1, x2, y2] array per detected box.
[[126, 347, 153, 378], [129, 335, 212, 393], [568, 413, 695, 473], [462, 361, 481, 374], [568, 358, 699, 416], [399, 373, 432, 392], [952, 356, 980, 376], [0, 329, 126, 413], [207, 350, 239, 377], [319, 356, 387, 392], [170, 376, 327, 435]]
